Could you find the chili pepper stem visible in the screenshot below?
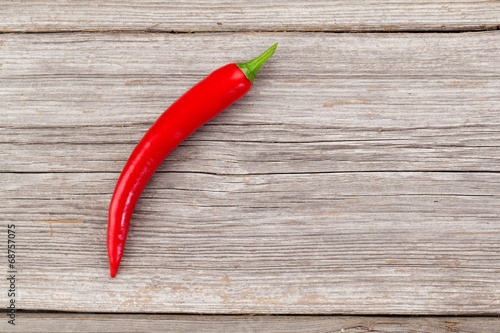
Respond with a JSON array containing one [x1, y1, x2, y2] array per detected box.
[[237, 43, 277, 84]]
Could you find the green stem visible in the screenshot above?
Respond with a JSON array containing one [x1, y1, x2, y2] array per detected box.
[[237, 43, 277, 84]]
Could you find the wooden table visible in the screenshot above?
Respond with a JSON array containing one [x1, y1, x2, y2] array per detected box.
[[1, 1, 499, 332]]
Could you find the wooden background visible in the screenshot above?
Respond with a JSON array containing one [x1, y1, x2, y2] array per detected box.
[[1, 1, 500, 332]]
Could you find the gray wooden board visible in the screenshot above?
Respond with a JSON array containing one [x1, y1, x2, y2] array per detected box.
[[1, 32, 500, 314], [1, 0, 499, 33], [2, 314, 500, 333], [2, 32, 500, 174]]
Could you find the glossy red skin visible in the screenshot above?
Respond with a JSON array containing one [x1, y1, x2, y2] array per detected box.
[[108, 64, 252, 278]]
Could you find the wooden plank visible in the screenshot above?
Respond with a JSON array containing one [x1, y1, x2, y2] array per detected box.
[[2, 314, 500, 333], [1, 170, 500, 314], [0, 0, 499, 33], [2, 32, 500, 174], [1, 32, 500, 314]]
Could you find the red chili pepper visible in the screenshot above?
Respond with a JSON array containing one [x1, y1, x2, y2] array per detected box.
[[108, 43, 277, 278]]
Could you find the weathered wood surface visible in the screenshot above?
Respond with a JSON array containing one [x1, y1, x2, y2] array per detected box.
[[2, 314, 500, 333], [1, 32, 499, 316], [1, 0, 499, 33], [3, 32, 500, 173]]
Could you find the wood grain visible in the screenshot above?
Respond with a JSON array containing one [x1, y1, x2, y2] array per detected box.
[[2, 32, 500, 173], [0, 0, 499, 33], [1, 32, 500, 315], [2, 314, 500, 333]]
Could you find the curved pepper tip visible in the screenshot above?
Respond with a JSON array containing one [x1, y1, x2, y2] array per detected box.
[[110, 265, 118, 278]]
